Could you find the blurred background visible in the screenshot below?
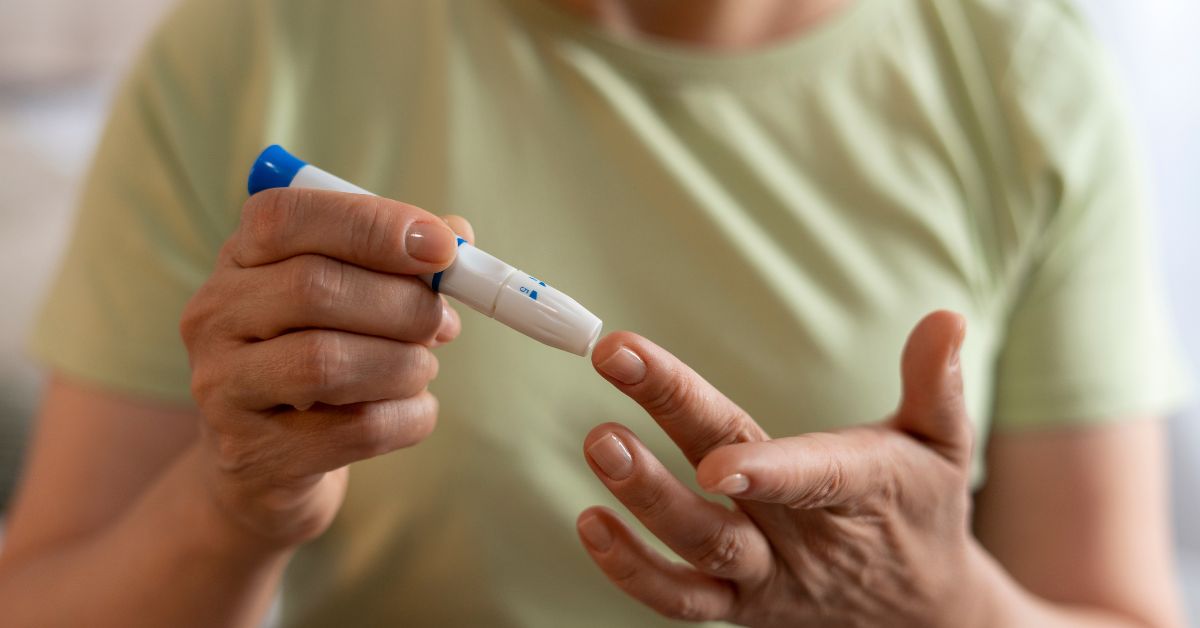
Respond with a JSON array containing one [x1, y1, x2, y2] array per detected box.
[[0, 0, 1196, 620]]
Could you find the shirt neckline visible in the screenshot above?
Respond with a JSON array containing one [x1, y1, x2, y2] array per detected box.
[[505, 0, 887, 86]]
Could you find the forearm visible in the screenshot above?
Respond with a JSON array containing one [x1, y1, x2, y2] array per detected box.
[[971, 420, 1184, 628], [0, 445, 291, 628], [971, 545, 1181, 628]]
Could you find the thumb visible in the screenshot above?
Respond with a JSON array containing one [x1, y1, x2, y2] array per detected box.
[[893, 310, 971, 468]]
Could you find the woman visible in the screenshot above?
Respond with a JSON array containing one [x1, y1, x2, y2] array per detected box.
[[0, 0, 1189, 625]]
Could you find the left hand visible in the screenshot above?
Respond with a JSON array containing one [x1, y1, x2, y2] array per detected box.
[[577, 311, 990, 627]]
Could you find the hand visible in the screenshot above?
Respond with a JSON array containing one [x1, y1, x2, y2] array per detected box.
[[577, 311, 987, 627], [181, 188, 474, 549]]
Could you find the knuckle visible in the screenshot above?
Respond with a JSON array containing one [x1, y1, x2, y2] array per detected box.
[[182, 279, 258, 348], [690, 413, 756, 457], [182, 262, 269, 348], [788, 440, 848, 509], [624, 477, 672, 520], [293, 331, 344, 392], [180, 281, 225, 348], [289, 255, 344, 310], [214, 237, 239, 265], [238, 188, 303, 264], [266, 495, 336, 544], [691, 521, 743, 576], [660, 593, 708, 622], [348, 407, 397, 460], [640, 372, 757, 458], [610, 560, 641, 590], [641, 371, 695, 422], [189, 367, 223, 406], [248, 475, 339, 542], [208, 430, 263, 476], [354, 197, 404, 261], [391, 344, 439, 396], [179, 294, 206, 348], [349, 396, 438, 458]]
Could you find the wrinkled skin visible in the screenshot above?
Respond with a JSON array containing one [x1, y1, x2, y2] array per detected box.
[[181, 188, 472, 548], [578, 311, 987, 627]]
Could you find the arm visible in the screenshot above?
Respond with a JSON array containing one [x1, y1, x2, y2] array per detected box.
[[0, 376, 287, 628], [0, 203, 473, 627], [973, 419, 1184, 628]]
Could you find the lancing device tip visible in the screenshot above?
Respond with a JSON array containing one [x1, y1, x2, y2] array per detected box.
[[248, 145, 604, 356]]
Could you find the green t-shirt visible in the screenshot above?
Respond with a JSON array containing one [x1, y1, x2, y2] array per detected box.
[[32, 0, 1191, 625]]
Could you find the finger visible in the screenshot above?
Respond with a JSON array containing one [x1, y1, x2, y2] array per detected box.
[[584, 424, 772, 582], [234, 188, 458, 274], [893, 310, 972, 468], [441, 214, 475, 246], [577, 507, 737, 623], [431, 213, 470, 347], [280, 392, 439, 475], [229, 255, 445, 344], [695, 430, 899, 509], [431, 298, 461, 347], [214, 330, 437, 411], [592, 332, 767, 467]]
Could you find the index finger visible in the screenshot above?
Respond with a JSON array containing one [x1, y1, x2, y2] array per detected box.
[[231, 188, 458, 274], [592, 332, 768, 467]]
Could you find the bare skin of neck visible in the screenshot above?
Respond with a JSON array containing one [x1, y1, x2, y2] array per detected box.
[[550, 0, 851, 50]]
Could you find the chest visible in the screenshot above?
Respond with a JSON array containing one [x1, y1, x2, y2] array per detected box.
[[439, 72, 1007, 431], [282, 30, 1014, 467]]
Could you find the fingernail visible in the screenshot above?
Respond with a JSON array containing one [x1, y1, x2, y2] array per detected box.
[[597, 347, 646, 385], [587, 433, 633, 480], [949, 327, 966, 369], [579, 514, 613, 551], [405, 222, 455, 264], [713, 473, 750, 496]]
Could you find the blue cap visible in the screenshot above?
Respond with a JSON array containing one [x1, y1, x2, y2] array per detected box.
[[247, 145, 308, 196]]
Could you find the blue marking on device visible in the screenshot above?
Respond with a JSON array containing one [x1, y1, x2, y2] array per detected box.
[[529, 290, 538, 300], [247, 145, 308, 196], [429, 238, 468, 293]]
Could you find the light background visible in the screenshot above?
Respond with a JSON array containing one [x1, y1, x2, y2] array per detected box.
[[0, 0, 1196, 621]]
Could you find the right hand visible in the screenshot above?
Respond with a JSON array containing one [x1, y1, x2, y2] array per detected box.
[[181, 188, 472, 549]]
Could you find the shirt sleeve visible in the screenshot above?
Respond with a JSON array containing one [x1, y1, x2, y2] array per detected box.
[[991, 2, 1192, 429], [28, 0, 268, 403]]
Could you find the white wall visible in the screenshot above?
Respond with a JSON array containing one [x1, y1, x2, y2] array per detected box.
[[1074, 0, 1200, 620], [0, 0, 175, 508]]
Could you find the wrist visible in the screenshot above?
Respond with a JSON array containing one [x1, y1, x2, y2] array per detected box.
[[178, 445, 300, 563], [958, 539, 1022, 628]]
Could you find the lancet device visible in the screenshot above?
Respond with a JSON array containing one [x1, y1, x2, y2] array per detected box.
[[247, 145, 603, 356]]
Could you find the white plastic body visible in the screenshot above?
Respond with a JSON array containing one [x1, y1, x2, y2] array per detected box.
[[287, 164, 603, 356]]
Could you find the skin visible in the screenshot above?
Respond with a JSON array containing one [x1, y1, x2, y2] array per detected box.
[[0, 190, 476, 627], [578, 317, 1184, 627], [0, 1, 1185, 626], [180, 188, 465, 549], [0, 191, 1182, 626], [553, 1, 1185, 624], [553, 0, 851, 50]]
